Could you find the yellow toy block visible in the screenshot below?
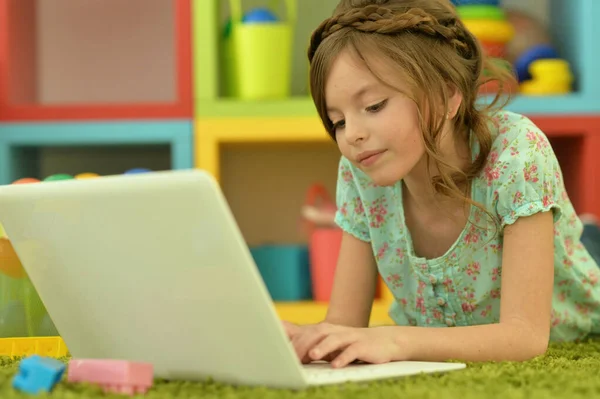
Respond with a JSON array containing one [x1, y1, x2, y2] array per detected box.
[[462, 19, 514, 43], [520, 59, 573, 95], [0, 337, 68, 358]]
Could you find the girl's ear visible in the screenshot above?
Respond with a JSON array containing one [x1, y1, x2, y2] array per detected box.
[[446, 84, 463, 120]]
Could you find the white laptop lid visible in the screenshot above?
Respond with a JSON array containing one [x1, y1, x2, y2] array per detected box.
[[0, 170, 307, 387]]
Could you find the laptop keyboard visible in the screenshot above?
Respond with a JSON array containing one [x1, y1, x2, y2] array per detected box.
[[303, 362, 380, 382]]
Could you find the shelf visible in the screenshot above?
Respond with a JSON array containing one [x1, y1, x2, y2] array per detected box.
[[0, 121, 193, 184], [195, 116, 332, 180], [196, 98, 319, 118], [274, 300, 394, 326], [0, 0, 192, 121], [193, 0, 600, 116]]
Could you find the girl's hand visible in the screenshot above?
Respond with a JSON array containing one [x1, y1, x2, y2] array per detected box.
[[284, 321, 407, 368], [281, 321, 339, 363]]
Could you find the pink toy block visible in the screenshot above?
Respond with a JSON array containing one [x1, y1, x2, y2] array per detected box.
[[67, 359, 153, 396]]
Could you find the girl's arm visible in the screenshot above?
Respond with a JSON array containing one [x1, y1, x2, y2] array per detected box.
[[325, 231, 379, 328], [398, 210, 555, 362]]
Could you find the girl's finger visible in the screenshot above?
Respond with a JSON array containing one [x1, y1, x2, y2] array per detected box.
[[309, 332, 355, 361], [293, 323, 339, 363], [331, 343, 362, 368], [292, 330, 327, 363]]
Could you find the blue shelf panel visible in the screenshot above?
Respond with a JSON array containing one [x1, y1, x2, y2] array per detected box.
[[549, 0, 600, 98], [479, 93, 600, 115], [0, 120, 194, 184]]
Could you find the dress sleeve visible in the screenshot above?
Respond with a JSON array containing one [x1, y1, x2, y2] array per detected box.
[[490, 121, 564, 227], [333, 156, 371, 242]]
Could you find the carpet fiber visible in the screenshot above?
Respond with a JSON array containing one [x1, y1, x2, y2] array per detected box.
[[1, 340, 599, 398]]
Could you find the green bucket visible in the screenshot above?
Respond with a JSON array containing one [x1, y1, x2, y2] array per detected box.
[[0, 226, 58, 338], [224, 0, 296, 100]]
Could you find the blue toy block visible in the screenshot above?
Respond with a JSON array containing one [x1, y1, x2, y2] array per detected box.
[[12, 355, 66, 394]]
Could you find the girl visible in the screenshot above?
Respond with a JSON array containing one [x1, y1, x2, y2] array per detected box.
[[283, 0, 600, 368]]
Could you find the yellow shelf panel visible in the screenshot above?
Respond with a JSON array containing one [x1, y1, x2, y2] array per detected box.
[[194, 117, 334, 181], [274, 300, 394, 326], [196, 117, 330, 143]]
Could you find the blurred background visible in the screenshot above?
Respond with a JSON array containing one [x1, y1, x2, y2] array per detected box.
[[1, 0, 599, 341]]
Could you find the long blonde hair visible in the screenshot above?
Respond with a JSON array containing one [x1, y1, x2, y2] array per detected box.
[[308, 0, 515, 223]]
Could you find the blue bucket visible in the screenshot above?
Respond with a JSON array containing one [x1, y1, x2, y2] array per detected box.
[[250, 245, 312, 301]]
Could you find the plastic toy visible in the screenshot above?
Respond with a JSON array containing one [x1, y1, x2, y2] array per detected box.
[[0, 237, 25, 279], [462, 19, 514, 43], [458, 3, 513, 66], [67, 359, 154, 396], [44, 173, 73, 182], [513, 44, 559, 83], [74, 172, 100, 179], [12, 177, 40, 184], [12, 355, 66, 394], [124, 167, 151, 174], [223, 0, 296, 99], [456, 4, 505, 20], [519, 59, 573, 95], [0, 337, 69, 358], [242, 7, 278, 23]]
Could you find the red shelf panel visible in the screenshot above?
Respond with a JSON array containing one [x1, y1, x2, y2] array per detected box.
[[0, 0, 192, 121], [527, 115, 600, 219]]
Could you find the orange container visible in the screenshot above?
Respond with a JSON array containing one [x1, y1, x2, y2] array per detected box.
[[303, 184, 342, 302]]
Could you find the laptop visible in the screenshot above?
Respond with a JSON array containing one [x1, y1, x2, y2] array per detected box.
[[0, 169, 465, 389]]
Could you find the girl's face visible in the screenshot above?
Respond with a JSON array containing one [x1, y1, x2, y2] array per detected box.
[[325, 49, 426, 187]]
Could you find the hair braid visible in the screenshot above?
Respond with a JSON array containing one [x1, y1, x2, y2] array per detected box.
[[309, 5, 477, 66]]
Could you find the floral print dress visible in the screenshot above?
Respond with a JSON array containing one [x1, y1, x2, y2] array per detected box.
[[334, 110, 600, 341]]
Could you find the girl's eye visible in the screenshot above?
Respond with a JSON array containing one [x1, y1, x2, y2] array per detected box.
[[332, 120, 345, 131], [366, 99, 388, 113]]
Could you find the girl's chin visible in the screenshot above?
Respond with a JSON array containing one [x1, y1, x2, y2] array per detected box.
[[364, 171, 403, 187]]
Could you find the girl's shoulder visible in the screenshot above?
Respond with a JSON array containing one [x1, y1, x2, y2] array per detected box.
[[485, 110, 551, 159], [474, 110, 566, 227]]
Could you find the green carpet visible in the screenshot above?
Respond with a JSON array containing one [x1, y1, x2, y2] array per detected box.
[[1, 340, 599, 398]]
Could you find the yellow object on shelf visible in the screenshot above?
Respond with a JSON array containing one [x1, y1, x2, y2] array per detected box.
[[520, 59, 573, 95], [0, 336, 68, 358], [463, 19, 514, 43], [74, 172, 100, 179]]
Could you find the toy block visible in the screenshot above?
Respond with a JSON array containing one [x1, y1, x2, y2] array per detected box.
[[34, 337, 69, 358], [12, 338, 36, 358], [0, 337, 69, 358], [67, 359, 154, 396], [12, 355, 66, 394]]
